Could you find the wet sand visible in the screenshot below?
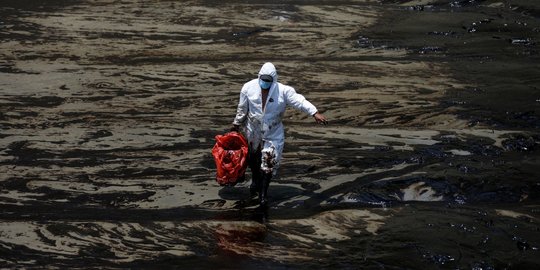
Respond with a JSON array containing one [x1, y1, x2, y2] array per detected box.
[[1, 0, 540, 268]]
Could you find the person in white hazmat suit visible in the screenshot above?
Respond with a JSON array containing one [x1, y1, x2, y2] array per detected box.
[[231, 62, 327, 208]]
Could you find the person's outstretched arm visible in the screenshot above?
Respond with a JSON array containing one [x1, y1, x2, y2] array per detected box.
[[285, 87, 327, 125]]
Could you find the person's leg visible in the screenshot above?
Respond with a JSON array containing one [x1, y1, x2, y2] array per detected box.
[[248, 146, 262, 197], [259, 171, 272, 207], [259, 147, 277, 207]]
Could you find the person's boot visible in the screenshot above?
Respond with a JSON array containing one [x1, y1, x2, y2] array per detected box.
[[249, 180, 259, 198], [259, 172, 272, 208], [248, 148, 262, 199], [249, 169, 261, 198]]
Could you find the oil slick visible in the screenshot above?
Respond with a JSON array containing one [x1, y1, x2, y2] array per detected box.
[[1, 0, 539, 268]]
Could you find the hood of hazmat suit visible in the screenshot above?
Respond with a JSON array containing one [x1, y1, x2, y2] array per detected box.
[[233, 62, 318, 174]]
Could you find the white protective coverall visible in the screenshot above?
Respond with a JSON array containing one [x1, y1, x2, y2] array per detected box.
[[233, 62, 318, 175]]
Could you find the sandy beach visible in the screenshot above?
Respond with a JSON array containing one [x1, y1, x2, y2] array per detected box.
[[1, 0, 539, 268]]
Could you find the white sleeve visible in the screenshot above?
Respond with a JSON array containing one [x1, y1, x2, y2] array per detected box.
[[285, 87, 318, 116], [233, 87, 249, 125]]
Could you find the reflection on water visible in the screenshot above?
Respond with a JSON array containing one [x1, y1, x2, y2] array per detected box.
[[0, 0, 539, 268], [0, 206, 538, 268]]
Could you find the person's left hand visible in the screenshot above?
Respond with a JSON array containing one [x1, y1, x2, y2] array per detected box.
[[230, 124, 240, 132], [313, 112, 328, 125]]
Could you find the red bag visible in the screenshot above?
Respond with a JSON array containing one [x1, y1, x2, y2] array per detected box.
[[212, 132, 249, 186]]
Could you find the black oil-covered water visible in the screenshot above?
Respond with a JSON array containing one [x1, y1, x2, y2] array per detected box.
[[1, 0, 539, 269]]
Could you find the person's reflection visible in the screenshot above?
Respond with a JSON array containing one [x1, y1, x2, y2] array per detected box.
[[215, 221, 267, 255]]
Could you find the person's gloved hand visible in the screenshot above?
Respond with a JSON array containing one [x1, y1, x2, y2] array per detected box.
[[230, 124, 240, 132], [313, 112, 328, 125]]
